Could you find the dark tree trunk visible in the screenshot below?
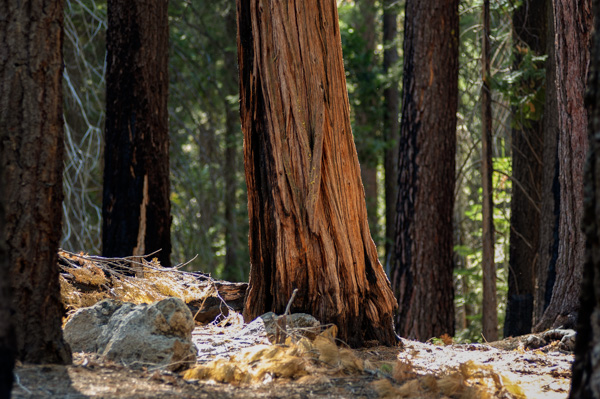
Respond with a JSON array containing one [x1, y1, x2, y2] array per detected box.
[[481, 0, 498, 342], [237, 0, 397, 347], [103, 0, 172, 267], [392, 0, 459, 341], [354, 0, 380, 243], [0, 140, 14, 399], [504, 0, 547, 338], [382, 0, 400, 272], [535, 0, 592, 332], [0, 0, 71, 364], [224, 8, 242, 282], [534, 1, 560, 326], [569, 0, 600, 394]]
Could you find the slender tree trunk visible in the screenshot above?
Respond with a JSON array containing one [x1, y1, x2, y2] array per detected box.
[[224, 8, 242, 282], [103, 0, 172, 267], [0, 0, 71, 364], [504, 0, 547, 338], [481, 0, 498, 342], [237, 0, 397, 347], [535, 0, 592, 332], [570, 0, 600, 394], [392, 0, 459, 341], [383, 0, 400, 272], [534, 1, 560, 326], [354, 0, 380, 243]]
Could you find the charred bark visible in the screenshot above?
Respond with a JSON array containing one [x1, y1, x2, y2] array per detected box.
[[392, 0, 459, 341], [569, 0, 600, 394], [0, 0, 71, 364], [534, 1, 560, 326], [237, 0, 397, 347], [535, 0, 592, 332], [103, 0, 172, 267]]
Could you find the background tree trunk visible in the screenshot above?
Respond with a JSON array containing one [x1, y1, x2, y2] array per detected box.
[[504, 0, 547, 338], [535, 0, 592, 331], [392, 0, 459, 341], [224, 8, 243, 282], [237, 0, 397, 347], [354, 0, 380, 244], [481, 0, 498, 342], [0, 134, 15, 399], [569, 0, 600, 393], [0, 0, 71, 364], [382, 0, 400, 273], [534, 0, 561, 326], [103, 0, 172, 267]]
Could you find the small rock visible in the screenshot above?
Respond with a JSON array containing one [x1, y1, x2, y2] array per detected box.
[[64, 298, 197, 371], [238, 312, 321, 343]]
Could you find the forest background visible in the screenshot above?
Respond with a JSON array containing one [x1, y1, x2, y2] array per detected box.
[[62, 0, 542, 343]]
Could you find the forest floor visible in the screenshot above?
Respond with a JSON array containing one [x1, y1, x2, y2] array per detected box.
[[11, 327, 573, 399], [17, 251, 571, 399]]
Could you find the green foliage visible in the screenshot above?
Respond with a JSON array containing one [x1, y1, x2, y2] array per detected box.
[[492, 49, 547, 128]]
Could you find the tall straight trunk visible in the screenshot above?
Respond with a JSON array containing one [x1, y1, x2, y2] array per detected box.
[[103, 0, 172, 267], [392, 0, 459, 341], [224, 9, 242, 282], [534, 1, 560, 325], [0, 140, 14, 399], [569, 0, 600, 394], [481, 0, 498, 342], [0, 0, 71, 364], [504, 0, 547, 338], [238, 0, 397, 347], [535, 0, 592, 331], [355, 0, 379, 243], [383, 0, 400, 271]]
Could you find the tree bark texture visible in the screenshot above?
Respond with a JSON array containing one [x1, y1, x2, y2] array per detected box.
[[382, 0, 400, 272], [392, 0, 459, 341], [504, 0, 547, 338], [103, 0, 172, 267], [481, 0, 498, 342], [534, 0, 561, 327], [535, 0, 592, 331], [237, 0, 397, 347], [0, 0, 71, 364], [0, 127, 15, 399], [570, 0, 600, 393]]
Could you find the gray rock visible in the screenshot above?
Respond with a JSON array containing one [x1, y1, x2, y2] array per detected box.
[[238, 312, 321, 343], [64, 298, 197, 371]]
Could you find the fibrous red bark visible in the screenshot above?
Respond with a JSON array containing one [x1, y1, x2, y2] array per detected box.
[[237, 0, 397, 347]]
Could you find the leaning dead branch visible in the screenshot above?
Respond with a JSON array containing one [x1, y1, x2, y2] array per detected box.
[[57, 249, 239, 324]]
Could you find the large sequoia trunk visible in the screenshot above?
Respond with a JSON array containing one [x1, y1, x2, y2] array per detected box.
[[391, 0, 459, 341], [103, 0, 172, 267], [534, 1, 561, 326], [569, 0, 600, 394], [237, 0, 397, 347], [0, 0, 71, 364], [504, 0, 546, 338], [535, 0, 592, 331]]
